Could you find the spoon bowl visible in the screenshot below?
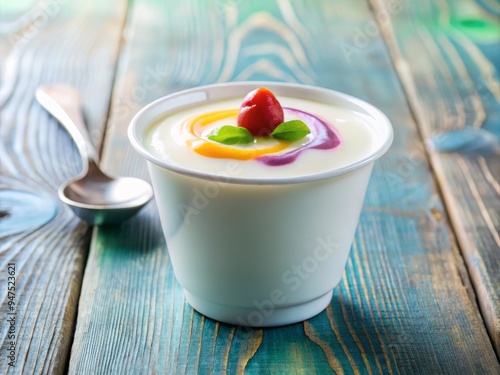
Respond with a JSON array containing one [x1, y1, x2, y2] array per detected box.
[[58, 171, 153, 225], [36, 84, 153, 225]]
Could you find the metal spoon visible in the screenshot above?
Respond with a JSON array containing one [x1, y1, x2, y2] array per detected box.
[[36, 84, 153, 225]]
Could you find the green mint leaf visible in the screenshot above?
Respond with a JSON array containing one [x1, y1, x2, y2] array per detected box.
[[208, 126, 254, 145], [271, 120, 311, 141]]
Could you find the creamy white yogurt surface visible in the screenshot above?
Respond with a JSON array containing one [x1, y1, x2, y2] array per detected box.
[[144, 96, 378, 180]]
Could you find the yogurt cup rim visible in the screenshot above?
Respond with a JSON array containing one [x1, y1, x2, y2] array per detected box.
[[128, 81, 394, 185]]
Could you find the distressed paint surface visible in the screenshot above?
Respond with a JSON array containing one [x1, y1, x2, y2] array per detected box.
[[0, 0, 498, 373], [68, 0, 499, 373], [369, 0, 500, 354], [0, 0, 127, 373]]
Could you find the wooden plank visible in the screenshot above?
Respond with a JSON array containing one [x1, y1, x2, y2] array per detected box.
[[368, 0, 500, 355], [0, 0, 126, 373], [69, 0, 500, 373]]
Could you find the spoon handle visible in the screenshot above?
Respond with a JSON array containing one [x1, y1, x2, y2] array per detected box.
[[35, 84, 99, 163]]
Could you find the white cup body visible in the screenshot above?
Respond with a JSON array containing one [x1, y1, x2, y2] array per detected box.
[[129, 82, 393, 326]]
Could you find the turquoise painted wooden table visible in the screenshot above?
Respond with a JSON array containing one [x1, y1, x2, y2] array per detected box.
[[1, 0, 499, 373]]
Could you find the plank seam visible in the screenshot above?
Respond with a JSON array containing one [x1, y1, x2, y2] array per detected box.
[[365, 0, 500, 362], [64, 0, 132, 371]]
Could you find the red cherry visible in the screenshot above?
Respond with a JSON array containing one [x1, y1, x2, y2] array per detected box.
[[237, 88, 284, 136]]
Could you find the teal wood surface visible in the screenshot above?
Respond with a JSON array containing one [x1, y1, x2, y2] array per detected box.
[[67, 0, 499, 374], [370, 0, 500, 355], [0, 1, 126, 373]]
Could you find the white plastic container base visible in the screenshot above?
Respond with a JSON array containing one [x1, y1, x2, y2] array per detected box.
[[185, 290, 333, 327], [129, 82, 393, 327]]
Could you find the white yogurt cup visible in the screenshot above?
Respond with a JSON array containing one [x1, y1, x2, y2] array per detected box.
[[129, 82, 393, 327]]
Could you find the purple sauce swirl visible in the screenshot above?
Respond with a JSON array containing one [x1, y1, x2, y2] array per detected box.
[[257, 108, 341, 166]]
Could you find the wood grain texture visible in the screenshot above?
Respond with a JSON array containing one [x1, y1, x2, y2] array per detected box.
[[368, 0, 500, 355], [0, 0, 126, 373], [69, 0, 500, 373]]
